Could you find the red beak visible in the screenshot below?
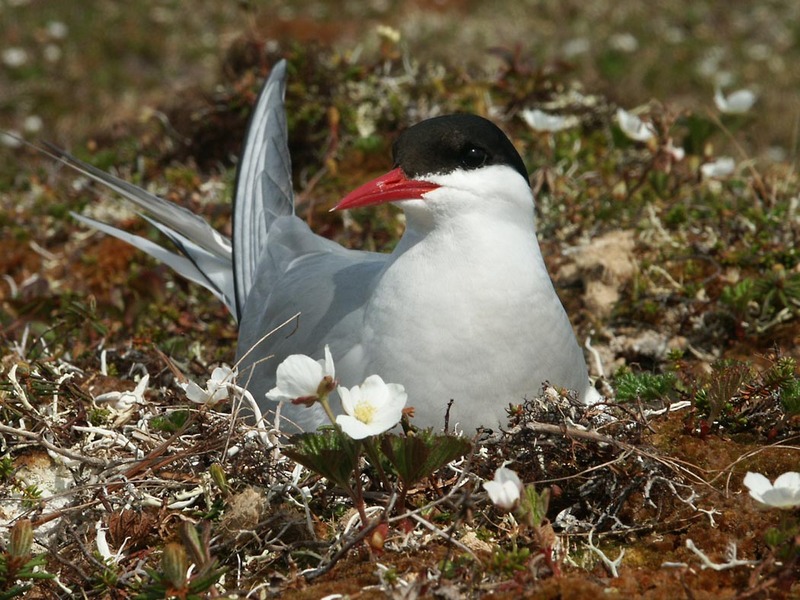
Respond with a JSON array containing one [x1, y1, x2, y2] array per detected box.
[[333, 167, 440, 211]]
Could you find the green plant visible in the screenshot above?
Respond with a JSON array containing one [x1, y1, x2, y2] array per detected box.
[[763, 356, 800, 415], [720, 266, 800, 334], [150, 410, 190, 433], [614, 370, 677, 403], [691, 354, 800, 436], [20, 485, 42, 510], [489, 544, 532, 576], [700, 360, 752, 424], [0, 457, 13, 482], [133, 523, 225, 600], [0, 520, 55, 599]]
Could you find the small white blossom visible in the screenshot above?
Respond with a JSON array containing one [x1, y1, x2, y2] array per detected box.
[[0, 130, 22, 149], [714, 88, 756, 114], [701, 156, 736, 179], [521, 109, 579, 132], [95, 374, 149, 411], [562, 37, 590, 58], [483, 466, 523, 511], [743, 471, 800, 509], [665, 139, 685, 162], [23, 115, 43, 134], [335, 375, 407, 439], [182, 365, 234, 407], [266, 345, 335, 404], [609, 32, 639, 53], [616, 108, 656, 142], [2, 47, 28, 68], [376, 24, 400, 43], [46, 21, 69, 40], [43, 44, 62, 63]]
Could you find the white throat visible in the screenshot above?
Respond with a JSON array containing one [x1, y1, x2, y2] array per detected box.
[[358, 166, 582, 430]]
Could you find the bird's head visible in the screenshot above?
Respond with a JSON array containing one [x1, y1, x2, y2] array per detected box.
[[333, 114, 531, 224]]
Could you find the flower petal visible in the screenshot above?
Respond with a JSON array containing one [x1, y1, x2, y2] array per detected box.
[[714, 88, 756, 114], [483, 480, 520, 510], [701, 157, 736, 179], [484, 466, 523, 510], [267, 353, 325, 402], [744, 471, 800, 508], [322, 344, 335, 379], [521, 108, 578, 132], [338, 385, 357, 417], [336, 414, 376, 440], [743, 472, 771, 497], [773, 471, 800, 491], [495, 466, 523, 491], [209, 366, 232, 385], [183, 381, 209, 404], [616, 108, 655, 142]]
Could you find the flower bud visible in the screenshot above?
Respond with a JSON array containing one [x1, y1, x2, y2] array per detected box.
[[180, 523, 205, 567], [9, 519, 33, 558], [209, 463, 228, 495], [367, 522, 389, 553], [161, 542, 188, 589]]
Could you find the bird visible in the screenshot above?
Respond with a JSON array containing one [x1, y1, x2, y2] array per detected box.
[[50, 59, 597, 433]]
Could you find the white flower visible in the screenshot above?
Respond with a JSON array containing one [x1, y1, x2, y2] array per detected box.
[[0, 130, 22, 149], [665, 138, 685, 162], [521, 109, 579, 133], [562, 37, 590, 58], [335, 375, 407, 439], [2, 47, 28, 68], [609, 32, 639, 53], [182, 365, 234, 406], [43, 44, 62, 63], [714, 88, 756, 114], [266, 345, 335, 404], [743, 471, 800, 509], [701, 156, 736, 179], [46, 21, 69, 40], [23, 115, 43, 134], [483, 466, 523, 510], [376, 24, 400, 43], [616, 108, 655, 142], [95, 374, 149, 412]]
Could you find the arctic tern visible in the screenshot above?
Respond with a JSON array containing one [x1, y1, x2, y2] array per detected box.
[[55, 60, 597, 432]]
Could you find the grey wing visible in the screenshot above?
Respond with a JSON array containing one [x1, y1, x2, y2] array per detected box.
[[232, 59, 294, 318], [235, 216, 386, 432]]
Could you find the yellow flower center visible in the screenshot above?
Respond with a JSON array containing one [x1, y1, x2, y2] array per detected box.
[[354, 401, 376, 424]]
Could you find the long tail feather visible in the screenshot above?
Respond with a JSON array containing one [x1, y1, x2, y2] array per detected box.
[[232, 60, 294, 316], [72, 212, 234, 309]]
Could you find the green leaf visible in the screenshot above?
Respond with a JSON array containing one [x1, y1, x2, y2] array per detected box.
[[704, 360, 752, 422], [0, 585, 32, 600], [150, 410, 190, 433], [614, 370, 677, 402], [679, 113, 718, 155], [380, 431, 471, 488], [283, 430, 361, 490], [520, 485, 550, 529]]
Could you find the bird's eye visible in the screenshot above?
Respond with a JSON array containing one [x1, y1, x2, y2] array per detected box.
[[461, 146, 488, 169]]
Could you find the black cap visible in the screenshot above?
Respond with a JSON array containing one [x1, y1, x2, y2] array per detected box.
[[392, 114, 529, 185]]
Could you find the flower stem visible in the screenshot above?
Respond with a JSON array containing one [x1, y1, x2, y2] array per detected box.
[[318, 394, 343, 434], [363, 437, 392, 492], [352, 458, 369, 526]]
